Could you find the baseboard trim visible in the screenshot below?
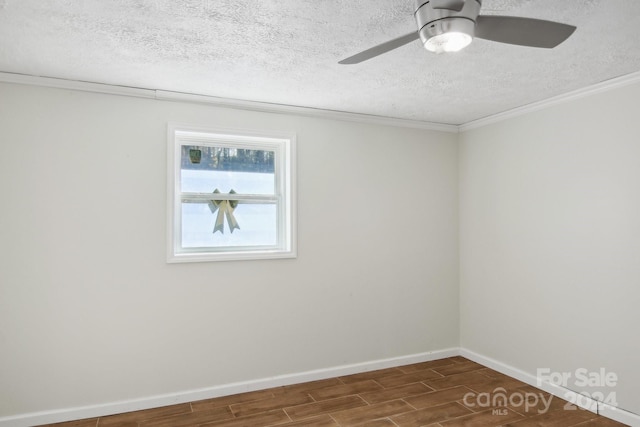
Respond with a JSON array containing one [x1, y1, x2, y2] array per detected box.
[[5, 348, 637, 427], [599, 401, 640, 427], [460, 348, 640, 427], [459, 348, 597, 413], [0, 348, 458, 427]]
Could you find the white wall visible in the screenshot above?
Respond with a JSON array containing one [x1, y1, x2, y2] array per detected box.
[[460, 81, 640, 415], [0, 82, 459, 418]]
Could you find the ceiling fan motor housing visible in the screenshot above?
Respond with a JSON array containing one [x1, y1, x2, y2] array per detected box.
[[414, 0, 481, 46]]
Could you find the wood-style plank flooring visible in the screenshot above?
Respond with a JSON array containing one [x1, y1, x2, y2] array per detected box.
[[39, 357, 628, 427]]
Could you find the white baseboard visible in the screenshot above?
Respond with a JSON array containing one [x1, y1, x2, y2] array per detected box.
[[0, 348, 458, 427], [599, 402, 640, 427], [5, 348, 637, 427], [460, 348, 640, 427], [459, 348, 598, 413]]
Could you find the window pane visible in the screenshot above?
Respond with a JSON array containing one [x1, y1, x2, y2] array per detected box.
[[181, 145, 275, 194], [181, 202, 277, 248]]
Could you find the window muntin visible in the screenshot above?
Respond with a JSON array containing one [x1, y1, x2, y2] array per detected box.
[[168, 125, 295, 262]]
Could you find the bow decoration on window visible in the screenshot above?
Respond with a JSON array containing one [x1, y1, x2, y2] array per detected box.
[[208, 189, 240, 234]]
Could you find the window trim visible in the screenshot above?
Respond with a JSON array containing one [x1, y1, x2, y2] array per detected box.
[[167, 123, 296, 263]]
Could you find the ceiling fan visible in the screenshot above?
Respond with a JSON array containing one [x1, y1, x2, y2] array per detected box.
[[339, 0, 576, 64]]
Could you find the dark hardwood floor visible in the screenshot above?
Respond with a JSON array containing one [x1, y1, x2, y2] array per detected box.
[[39, 357, 628, 427]]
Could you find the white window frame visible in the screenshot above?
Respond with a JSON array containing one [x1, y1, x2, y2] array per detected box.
[[167, 123, 296, 263]]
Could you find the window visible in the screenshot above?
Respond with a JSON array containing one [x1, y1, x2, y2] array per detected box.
[[167, 124, 296, 262]]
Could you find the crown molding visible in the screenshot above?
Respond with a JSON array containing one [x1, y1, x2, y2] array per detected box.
[[2, 69, 640, 135], [154, 90, 458, 133], [0, 71, 156, 99], [0, 71, 457, 133], [459, 70, 640, 132]]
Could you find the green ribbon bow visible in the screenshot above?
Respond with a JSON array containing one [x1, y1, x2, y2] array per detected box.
[[208, 189, 240, 234]]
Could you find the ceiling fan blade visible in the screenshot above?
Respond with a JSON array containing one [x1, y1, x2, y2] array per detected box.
[[475, 15, 576, 48], [339, 32, 419, 64]]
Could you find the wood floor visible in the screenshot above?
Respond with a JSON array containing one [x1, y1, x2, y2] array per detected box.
[[40, 357, 627, 427]]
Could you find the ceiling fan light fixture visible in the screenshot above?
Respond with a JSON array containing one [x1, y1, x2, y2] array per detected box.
[[418, 16, 476, 54], [424, 31, 472, 53]]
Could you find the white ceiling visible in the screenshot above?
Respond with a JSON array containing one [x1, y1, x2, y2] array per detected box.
[[1, 0, 640, 125]]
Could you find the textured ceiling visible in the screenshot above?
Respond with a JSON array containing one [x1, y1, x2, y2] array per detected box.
[[1, 0, 640, 125]]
